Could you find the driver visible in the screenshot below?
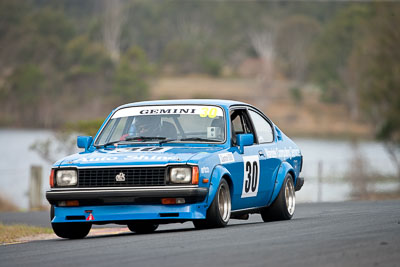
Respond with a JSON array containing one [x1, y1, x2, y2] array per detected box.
[[133, 115, 162, 137]]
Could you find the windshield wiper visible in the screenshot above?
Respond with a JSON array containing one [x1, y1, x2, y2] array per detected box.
[[125, 136, 167, 142], [179, 137, 221, 142], [95, 137, 167, 148], [159, 138, 177, 144], [94, 140, 123, 148]]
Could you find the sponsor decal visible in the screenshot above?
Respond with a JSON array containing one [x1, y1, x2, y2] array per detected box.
[[112, 105, 223, 119], [265, 148, 278, 159], [218, 152, 235, 164], [201, 167, 210, 174], [264, 147, 301, 160], [139, 108, 196, 115], [291, 149, 301, 157], [76, 157, 119, 162], [111, 147, 172, 153], [75, 154, 178, 162]]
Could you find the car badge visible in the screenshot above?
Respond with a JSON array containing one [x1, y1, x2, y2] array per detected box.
[[115, 172, 126, 182]]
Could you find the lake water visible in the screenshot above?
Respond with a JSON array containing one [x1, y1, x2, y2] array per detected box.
[[0, 129, 397, 209]]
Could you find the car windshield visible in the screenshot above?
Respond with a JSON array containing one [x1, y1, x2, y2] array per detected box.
[[95, 105, 226, 146]]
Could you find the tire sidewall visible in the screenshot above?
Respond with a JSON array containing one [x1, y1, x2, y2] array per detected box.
[[261, 173, 295, 222], [208, 178, 231, 227], [281, 174, 295, 219]]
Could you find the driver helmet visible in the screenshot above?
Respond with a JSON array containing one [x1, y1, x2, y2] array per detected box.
[[134, 115, 161, 137]]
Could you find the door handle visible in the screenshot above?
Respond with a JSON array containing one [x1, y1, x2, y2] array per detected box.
[[258, 150, 265, 157]]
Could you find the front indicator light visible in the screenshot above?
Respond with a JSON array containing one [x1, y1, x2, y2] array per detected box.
[[192, 166, 199, 185], [56, 170, 77, 186], [49, 169, 55, 188], [161, 198, 185, 205], [58, 200, 79, 207]]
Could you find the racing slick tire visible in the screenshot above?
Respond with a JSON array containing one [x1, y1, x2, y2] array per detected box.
[[51, 223, 92, 239], [193, 178, 231, 229], [128, 222, 159, 234], [261, 173, 295, 222], [50, 205, 92, 239]]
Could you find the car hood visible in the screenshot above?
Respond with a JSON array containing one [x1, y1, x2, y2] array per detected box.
[[57, 146, 225, 168]]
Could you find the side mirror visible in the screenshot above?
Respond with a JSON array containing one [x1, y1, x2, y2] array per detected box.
[[237, 134, 254, 154], [77, 136, 93, 152]]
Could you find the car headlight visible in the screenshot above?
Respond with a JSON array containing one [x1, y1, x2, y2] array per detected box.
[[56, 170, 77, 186], [169, 167, 192, 184]]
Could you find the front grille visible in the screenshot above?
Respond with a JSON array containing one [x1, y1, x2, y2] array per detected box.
[[78, 167, 166, 187]]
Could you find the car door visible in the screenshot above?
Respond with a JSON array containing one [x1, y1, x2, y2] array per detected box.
[[247, 108, 281, 206], [226, 107, 269, 210]]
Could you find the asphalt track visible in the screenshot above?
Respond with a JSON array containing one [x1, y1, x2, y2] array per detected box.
[[1, 200, 399, 267]]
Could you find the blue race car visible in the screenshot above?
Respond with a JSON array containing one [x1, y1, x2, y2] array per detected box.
[[46, 99, 304, 238]]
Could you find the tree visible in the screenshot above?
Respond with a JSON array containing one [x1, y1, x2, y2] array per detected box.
[[102, 0, 126, 63], [354, 4, 400, 185], [112, 46, 153, 102], [275, 15, 321, 84], [248, 20, 277, 108], [309, 4, 372, 118], [3, 64, 46, 126]]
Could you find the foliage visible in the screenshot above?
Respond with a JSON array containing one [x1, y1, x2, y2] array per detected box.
[[356, 5, 400, 140], [0, 1, 153, 128], [352, 3, 400, 181], [30, 131, 78, 164], [113, 46, 153, 101], [64, 119, 104, 137], [275, 15, 320, 83], [0, 0, 399, 141], [64, 36, 112, 77], [309, 4, 373, 102], [3, 64, 47, 126], [201, 58, 222, 77], [289, 87, 303, 104], [0, 0, 30, 37]]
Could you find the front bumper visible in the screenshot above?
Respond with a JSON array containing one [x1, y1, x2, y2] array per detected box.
[[46, 186, 208, 205]]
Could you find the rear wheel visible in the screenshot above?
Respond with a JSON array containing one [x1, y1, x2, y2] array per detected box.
[[52, 223, 92, 239], [127, 222, 159, 234], [261, 173, 295, 222], [193, 178, 231, 229]]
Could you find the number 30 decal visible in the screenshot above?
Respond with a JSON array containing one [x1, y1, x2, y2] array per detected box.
[[241, 155, 260, 198]]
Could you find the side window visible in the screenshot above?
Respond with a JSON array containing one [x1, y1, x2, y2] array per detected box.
[[230, 109, 255, 145], [231, 113, 244, 135], [248, 110, 274, 143]]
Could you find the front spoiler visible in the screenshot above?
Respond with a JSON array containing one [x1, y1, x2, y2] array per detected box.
[[51, 203, 208, 223], [46, 186, 208, 205], [295, 177, 304, 191]]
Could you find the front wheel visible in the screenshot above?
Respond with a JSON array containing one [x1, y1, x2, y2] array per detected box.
[[52, 223, 92, 239], [261, 173, 295, 222], [128, 222, 159, 234], [193, 178, 231, 229]]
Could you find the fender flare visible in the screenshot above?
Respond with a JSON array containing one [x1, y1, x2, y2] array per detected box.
[[206, 165, 233, 207], [267, 162, 296, 206]]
